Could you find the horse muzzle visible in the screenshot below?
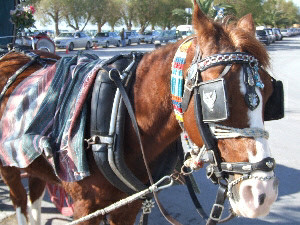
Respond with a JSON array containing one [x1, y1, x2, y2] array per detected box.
[[229, 171, 279, 218]]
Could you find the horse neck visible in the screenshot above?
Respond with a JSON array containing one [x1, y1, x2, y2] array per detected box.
[[126, 41, 196, 163]]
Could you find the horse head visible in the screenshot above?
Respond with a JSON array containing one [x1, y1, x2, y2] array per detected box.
[[181, 1, 278, 219]]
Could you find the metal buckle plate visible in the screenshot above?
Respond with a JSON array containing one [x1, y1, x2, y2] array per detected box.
[[210, 203, 224, 221]]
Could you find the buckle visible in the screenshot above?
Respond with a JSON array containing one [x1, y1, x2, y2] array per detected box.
[[184, 79, 195, 92], [210, 203, 224, 221]]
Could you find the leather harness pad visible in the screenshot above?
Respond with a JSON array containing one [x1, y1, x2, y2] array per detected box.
[[264, 79, 284, 121], [198, 78, 229, 122], [90, 61, 135, 194], [90, 54, 180, 194], [91, 68, 116, 136]]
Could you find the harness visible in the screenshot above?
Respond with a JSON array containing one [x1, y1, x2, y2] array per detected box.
[[88, 52, 180, 196], [171, 38, 283, 224], [2, 45, 284, 225], [88, 53, 189, 225]]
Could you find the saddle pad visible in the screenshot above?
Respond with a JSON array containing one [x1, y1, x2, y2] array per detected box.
[[0, 54, 103, 181]]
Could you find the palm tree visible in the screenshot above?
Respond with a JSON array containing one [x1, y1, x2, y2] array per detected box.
[[195, 0, 214, 14]]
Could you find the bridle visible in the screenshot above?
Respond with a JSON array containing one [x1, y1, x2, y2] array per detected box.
[[171, 38, 276, 224]]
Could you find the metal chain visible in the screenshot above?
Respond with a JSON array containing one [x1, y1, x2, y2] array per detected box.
[[227, 174, 275, 198]]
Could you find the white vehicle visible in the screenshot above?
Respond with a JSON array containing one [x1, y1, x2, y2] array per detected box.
[[54, 31, 92, 51], [176, 25, 194, 38], [280, 29, 292, 37]]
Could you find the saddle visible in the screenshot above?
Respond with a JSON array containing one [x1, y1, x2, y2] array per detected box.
[[90, 53, 181, 194]]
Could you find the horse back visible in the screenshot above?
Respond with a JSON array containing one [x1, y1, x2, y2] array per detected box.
[[0, 51, 60, 118]]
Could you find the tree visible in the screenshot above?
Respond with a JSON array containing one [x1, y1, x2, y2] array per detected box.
[[120, 0, 135, 31], [280, 0, 300, 27], [131, 0, 160, 33], [105, 0, 123, 31], [257, 0, 300, 27], [33, 0, 64, 36], [195, 0, 214, 15], [90, 0, 108, 32], [156, 0, 192, 30], [61, 0, 93, 31], [172, 8, 192, 25]]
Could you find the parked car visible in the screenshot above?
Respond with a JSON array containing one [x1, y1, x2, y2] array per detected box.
[[142, 30, 161, 44], [264, 29, 275, 43], [280, 28, 292, 37], [272, 28, 283, 41], [54, 31, 92, 51], [92, 32, 121, 48], [167, 30, 183, 43], [255, 30, 271, 46], [125, 31, 141, 45], [156, 30, 183, 44]]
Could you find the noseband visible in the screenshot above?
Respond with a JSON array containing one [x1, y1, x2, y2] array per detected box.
[[171, 38, 276, 223]]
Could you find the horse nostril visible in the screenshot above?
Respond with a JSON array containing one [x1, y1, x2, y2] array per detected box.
[[258, 193, 266, 206]]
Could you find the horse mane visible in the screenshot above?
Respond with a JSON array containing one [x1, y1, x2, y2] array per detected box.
[[224, 18, 270, 68], [192, 5, 270, 69]]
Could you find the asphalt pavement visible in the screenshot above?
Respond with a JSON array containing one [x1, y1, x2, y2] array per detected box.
[[0, 38, 300, 225]]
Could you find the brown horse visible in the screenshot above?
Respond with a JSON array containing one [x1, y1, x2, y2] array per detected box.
[[0, 2, 279, 225]]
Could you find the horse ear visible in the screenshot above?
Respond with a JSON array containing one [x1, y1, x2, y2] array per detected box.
[[237, 14, 256, 36], [192, 0, 215, 40]]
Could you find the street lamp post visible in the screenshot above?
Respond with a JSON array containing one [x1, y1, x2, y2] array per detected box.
[[185, 8, 192, 25]]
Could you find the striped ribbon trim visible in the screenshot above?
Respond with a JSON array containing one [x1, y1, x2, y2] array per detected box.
[[171, 40, 193, 123]]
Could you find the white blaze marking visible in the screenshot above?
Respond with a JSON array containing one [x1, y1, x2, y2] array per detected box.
[[16, 207, 27, 225], [239, 70, 272, 163], [28, 190, 45, 225]]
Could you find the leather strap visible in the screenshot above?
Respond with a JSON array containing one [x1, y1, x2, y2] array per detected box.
[[0, 50, 55, 103], [110, 71, 183, 225], [138, 213, 149, 225], [182, 44, 201, 112], [206, 185, 227, 225], [0, 52, 39, 103], [221, 157, 275, 174], [178, 144, 209, 220]]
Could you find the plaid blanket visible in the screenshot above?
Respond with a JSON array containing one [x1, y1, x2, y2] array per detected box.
[[0, 53, 104, 181]]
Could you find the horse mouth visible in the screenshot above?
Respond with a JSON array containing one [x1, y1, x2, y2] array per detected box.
[[229, 176, 278, 218]]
